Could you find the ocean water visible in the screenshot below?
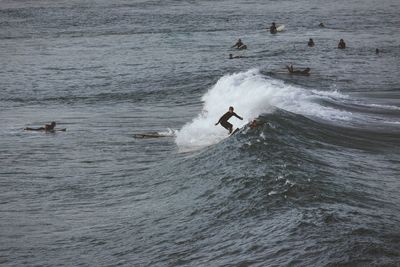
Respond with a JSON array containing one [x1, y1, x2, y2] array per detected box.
[[1, 0, 400, 266]]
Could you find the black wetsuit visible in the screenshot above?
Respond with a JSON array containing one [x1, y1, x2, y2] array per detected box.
[[233, 41, 245, 49], [25, 124, 56, 131], [270, 25, 277, 34], [217, 111, 243, 131], [338, 41, 346, 49]]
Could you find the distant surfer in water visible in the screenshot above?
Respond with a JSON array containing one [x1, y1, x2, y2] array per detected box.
[[249, 119, 259, 129], [308, 38, 315, 47], [25, 121, 58, 131], [270, 22, 277, 34], [232, 39, 247, 50], [215, 106, 243, 134], [286, 65, 311, 75], [338, 39, 346, 49]]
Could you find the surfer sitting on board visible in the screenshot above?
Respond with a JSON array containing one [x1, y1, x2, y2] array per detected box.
[[232, 39, 247, 50], [338, 39, 346, 49], [270, 22, 277, 34], [24, 121, 59, 131], [286, 65, 311, 75], [215, 106, 243, 134]]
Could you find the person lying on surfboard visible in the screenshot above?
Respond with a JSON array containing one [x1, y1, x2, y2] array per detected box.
[[231, 39, 247, 50], [286, 65, 311, 75], [24, 121, 65, 132], [215, 106, 243, 134]]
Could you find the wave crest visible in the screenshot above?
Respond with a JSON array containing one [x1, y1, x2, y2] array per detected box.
[[175, 69, 351, 151]]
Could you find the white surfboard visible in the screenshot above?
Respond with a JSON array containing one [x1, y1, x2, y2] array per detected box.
[[229, 128, 240, 136], [276, 25, 285, 32]]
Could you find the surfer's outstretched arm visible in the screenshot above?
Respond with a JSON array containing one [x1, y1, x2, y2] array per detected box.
[[233, 113, 243, 120]]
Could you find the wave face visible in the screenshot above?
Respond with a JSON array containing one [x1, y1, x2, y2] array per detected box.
[[169, 69, 400, 265], [176, 69, 351, 150], [159, 107, 400, 266]]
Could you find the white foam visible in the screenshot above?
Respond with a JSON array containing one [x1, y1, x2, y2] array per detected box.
[[311, 89, 349, 99], [383, 120, 400, 125], [175, 69, 352, 151], [365, 103, 400, 111], [158, 128, 177, 137]]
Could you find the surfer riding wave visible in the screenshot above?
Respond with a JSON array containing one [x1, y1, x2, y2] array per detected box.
[[175, 69, 353, 151], [215, 106, 243, 134]]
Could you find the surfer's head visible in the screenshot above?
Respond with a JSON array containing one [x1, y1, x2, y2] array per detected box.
[[51, 121, 56, 127], [229, 106, 234, 112]]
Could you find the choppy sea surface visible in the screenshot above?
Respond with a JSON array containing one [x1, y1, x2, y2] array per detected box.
[[1, 0, 400, 266]]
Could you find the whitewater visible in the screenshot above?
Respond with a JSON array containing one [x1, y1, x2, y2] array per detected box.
[[176, 69, 352, 150]]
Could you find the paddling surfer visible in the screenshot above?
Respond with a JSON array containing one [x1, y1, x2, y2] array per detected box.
[[24, 121, 64, 132], [215, 106, 243, 134], [25, 121, 56, 131], [286, 65, 311, 75]]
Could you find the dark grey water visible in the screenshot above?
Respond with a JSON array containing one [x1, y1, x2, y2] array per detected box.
[[1, 0, 400, 266]]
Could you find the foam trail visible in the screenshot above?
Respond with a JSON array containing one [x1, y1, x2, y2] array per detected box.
[[176, 69, 351, 151]]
